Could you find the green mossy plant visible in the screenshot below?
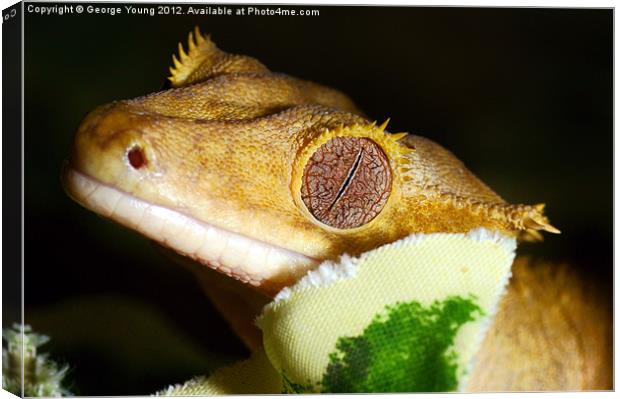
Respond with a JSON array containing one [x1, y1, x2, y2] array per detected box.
[[2, 324, 71, 397]]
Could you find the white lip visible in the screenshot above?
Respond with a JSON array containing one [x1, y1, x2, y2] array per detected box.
[[63, 167, 319, 289]]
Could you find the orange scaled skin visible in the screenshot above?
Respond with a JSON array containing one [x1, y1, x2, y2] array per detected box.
[[64, 28, 611, 391], [67, 27, 556, 292]]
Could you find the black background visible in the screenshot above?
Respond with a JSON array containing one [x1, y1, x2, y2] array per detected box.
[[19, 3, 612, 395], [3, 1, 22, 364]]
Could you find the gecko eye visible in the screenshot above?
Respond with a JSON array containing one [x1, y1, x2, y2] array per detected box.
[[300, 137, 392, 229], [127, 145, 146, 169]]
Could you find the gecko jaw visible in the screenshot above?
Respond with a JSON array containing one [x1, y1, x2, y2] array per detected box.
[[62, 166, 319, 294]]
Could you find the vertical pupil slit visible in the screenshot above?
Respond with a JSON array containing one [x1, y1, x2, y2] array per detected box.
[[300, 136, 392, 230], [328, 147, 364, 211]]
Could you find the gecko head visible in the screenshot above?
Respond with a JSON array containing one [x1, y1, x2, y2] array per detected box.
[[63, 98, 558, 297], [63, 28, 558, 296]]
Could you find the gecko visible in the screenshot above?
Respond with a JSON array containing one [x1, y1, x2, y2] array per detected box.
[[62, 27, 610, 391]]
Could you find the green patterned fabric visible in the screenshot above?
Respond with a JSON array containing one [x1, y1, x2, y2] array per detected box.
[[158, 229, 516, 395]]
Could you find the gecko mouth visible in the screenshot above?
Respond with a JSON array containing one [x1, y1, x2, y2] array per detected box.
[[62, 166, 319, 293]]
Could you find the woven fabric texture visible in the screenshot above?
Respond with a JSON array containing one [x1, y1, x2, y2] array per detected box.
[[158, 228, 516, 395]]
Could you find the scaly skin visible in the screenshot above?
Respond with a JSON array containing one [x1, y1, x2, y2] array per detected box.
[[63, 27, 557, 295], [62, 28, 610, 391]]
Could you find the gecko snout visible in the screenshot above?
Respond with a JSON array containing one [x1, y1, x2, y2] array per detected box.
[[127, 144, 147, 169], [64, 102, 160, 201]]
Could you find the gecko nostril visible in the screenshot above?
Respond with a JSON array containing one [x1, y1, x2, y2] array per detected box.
[[127, 145, 146, 169]]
